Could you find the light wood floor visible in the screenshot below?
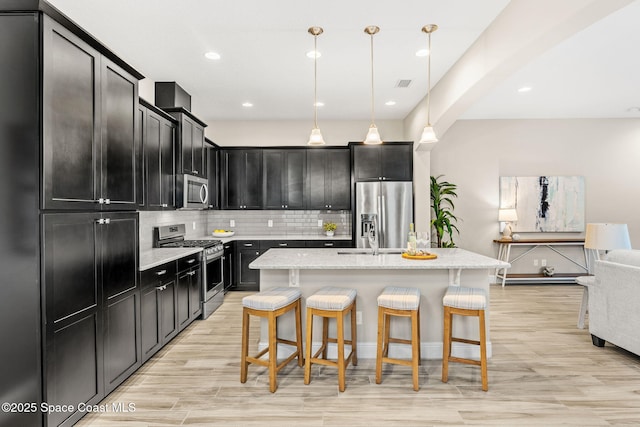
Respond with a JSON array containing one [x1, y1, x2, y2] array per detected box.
[[77, 285, 640, 426]]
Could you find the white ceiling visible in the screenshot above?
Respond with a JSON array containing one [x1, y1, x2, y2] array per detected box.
[[47, 0, 640, 125]]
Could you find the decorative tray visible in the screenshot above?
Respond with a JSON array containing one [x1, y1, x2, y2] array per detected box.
[[212, 231, 235, 238], [401, 252, 437, 260]]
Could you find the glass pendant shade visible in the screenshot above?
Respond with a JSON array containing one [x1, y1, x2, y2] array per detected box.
[[419, 125, 438, 144], [308, 127, 325, 145], [364, 124, 382, 145]]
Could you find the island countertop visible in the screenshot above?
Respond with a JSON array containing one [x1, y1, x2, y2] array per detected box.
[[249, 247, 510, 270]]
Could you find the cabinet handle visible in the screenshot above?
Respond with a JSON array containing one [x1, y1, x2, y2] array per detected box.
[[324, 242, 334, 247], [328, 205, 332, 208], [96, 218, 104, 225], [162, 203, 168, 208], [278, 243, 288, 247], [255, 251, 259, 255], [156, 285, 167, 291], [189, 271, 197, 276], [97, 198, 104, 204], [243, 243, 253, 247], [104, 218, 110, 224], [155, 269, 167, 276], [193, 170, 199, 175], [105, 198, 111, 204], [187, 259, 196, 264]]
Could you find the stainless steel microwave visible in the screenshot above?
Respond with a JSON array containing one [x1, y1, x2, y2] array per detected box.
[[176, 174, 209, 209]]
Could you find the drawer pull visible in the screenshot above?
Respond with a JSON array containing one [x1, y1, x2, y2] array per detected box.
[[155, 269, 167, 276], [186, 259, 196, 264], [278, 243, 288, 247], [189, 271, 197, 276], [324, 242, 334, 247], [244, 243, 253, 247], [156, 285, 167, 291]]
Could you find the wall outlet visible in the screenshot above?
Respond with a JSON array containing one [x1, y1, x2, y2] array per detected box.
[[356, 311, 362, 325], [318, 220, 323, 227], [192, 221, 196, 230], [230, 219, 235, 227], [541, 259, 547, 267], [533, 259, 539, 267], [268, 219, 273, 227]]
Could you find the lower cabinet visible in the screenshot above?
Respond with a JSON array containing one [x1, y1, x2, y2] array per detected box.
[[306, 240, 353, 248], [223, 241, 235, 292], [140, 261, 178, 362], [177, 253, 202, 331], [42, 212, 139, 427], [235, 240, 262, 291]]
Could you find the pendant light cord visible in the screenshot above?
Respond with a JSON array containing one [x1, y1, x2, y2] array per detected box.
[[370, 33, 375, 125], [313, 33, 318, 128], [426, 31, 432, 126]]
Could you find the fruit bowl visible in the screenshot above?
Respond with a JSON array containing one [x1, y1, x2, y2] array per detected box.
[[212, 230, 235, 238]]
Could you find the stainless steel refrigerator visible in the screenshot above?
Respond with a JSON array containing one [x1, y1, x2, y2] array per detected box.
[[355, 181, 413, 249]]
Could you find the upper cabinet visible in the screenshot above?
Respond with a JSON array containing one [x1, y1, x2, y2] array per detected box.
[[263, 149, 306, 209], [221, 149, 263, 209], [306, 148, 351, 210], [163, 108, 207, 177], [42, 16, 141, 210], [205, 138, 219, 209], [138, 100, 176, 210], [351, 142, 414, 182]]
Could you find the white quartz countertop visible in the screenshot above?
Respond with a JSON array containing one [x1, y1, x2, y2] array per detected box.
[[139, 247, 202, 271], [249, 248, 511, 270]]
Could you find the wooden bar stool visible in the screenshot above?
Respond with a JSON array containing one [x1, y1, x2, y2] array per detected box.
[[304, 286, 357, 392], [441, 285, 488, 391], [241, 287, 303, 392], [375, 286, 421, 391]]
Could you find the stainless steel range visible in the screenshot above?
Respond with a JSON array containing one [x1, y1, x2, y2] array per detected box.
[[153, 224, 224, 319]]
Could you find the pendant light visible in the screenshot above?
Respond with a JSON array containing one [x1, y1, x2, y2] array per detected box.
[[307, 26, 325, 145], [364, 25, 382, 145], [419, 24, 438, 144]]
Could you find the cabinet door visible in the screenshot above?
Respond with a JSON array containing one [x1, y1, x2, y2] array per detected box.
[[236, 241, 261, 291], [306, 149, 328, 208], [221, 150, 243, 209], [243, 150, 263, 209], [177, 270, 191, 331], [327, 149, 351, 209], [192, 123, 205, 176], [380, 144, 413, 181], [145, 109, 163, 208], [223, 243, 235, 291], [180, 116, 194, 174], [189, 266, 202, 319], [352, 145, 381, 181], [140, 285, 161, 361], [101, 213, 138, 300], [42, 213, 104, 426], [160, 280, 178, 342], [160, 119, 175, 208], [136, 105, 145, 208], [263, 151, 284, 209], [42, 17, 101, 210], [206, 142, 218, 209], [284, 150, 306, 209], [101, 58, 138, 209], [104, 290, 140, 393]]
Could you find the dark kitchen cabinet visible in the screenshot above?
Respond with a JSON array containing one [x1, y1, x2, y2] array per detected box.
[[42, 16, 140, 211], [260, 240, 307, 249], [177, 254, 202, 330], [42, 211, 139, 427], [235, 240, 263, 291], [221, 149, 263, 209], [223, 241, 235, 291], [263, 149, 306, 209], [306, 240, 354, 248], [139, 99, 176, 210], [164, 108, 207, 177], [351, 142, 413, 182], [306, 148, 351, 209], [140, 261, 178, 362], [206, 138, 219, 209]]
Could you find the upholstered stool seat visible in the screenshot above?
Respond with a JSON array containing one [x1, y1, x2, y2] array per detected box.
[[375, 286, 421, 391], [241, 287, 304, 392], [304, 286, 357, 392], [441, 286, 488, 391]]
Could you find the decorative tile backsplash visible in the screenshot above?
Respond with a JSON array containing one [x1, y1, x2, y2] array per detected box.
[[139, 209, 352, 250]]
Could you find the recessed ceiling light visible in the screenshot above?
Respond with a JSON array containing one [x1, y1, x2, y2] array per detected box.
[[385, 101, 396, 106], [314, 101, 324, 107], [415, 49, 430, 57], [242, 102, 253, 107], [204, 51, 221, 60], [518, 86, 532, 93], [306, 50, 321, 59]]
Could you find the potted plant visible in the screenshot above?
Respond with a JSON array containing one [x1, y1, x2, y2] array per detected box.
[[323, 222, 337, 237], [430, 175, 460, 248]]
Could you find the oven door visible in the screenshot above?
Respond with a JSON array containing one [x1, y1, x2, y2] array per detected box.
[[202, 252, 224, 318]]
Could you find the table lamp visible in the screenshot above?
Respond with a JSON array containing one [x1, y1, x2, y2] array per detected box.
[[498, 208, 518, 241], [584, 223, 631, 269]]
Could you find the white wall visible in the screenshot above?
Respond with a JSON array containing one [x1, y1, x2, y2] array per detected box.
[[431, 118, 640, 272]]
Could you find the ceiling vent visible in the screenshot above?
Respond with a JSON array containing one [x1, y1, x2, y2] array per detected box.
[[396, 79, 412, 88]]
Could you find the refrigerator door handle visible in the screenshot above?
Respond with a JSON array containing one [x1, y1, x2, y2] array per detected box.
[[381, 195, 386, 247]]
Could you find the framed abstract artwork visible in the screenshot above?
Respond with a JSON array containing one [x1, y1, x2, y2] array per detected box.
[[499, 176, 585, 232]]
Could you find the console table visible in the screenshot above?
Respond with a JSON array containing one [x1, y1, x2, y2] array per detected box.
[[494, 238, 589, 287]]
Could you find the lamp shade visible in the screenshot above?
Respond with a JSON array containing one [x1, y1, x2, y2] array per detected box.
[[418, 125, 438, 144], [498, 208, 518, 222], [308, 128, 325, 145], [585, 223, 631, 250], [364, 124, 382, 145]]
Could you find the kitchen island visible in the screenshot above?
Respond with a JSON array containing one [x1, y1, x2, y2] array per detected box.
[[250, 248, 509, 359]]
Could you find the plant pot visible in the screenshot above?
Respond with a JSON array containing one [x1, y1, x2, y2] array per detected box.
[[325, 231, 334, 237]]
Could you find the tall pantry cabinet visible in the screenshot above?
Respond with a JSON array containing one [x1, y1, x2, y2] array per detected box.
[[0, 4, 144, 427]]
